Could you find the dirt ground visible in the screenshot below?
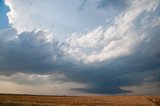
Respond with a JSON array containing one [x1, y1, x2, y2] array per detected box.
[[0, 94, 160, 106]]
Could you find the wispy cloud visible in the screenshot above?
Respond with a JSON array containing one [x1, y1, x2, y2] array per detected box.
[[77, 0, 88, 11], [97, 0, 127, 10]]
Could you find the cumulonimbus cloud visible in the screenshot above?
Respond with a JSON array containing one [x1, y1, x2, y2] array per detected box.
[[0, 0, 160, 95]]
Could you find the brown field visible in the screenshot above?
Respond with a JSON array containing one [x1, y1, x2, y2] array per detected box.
[[0, 94, 160, 106]]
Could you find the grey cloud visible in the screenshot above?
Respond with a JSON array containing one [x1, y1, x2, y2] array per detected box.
[[0, 28, 70, 75], [97, 0, 127, 10], [0, 23, 160, 94], [65, 22, 160, 94], [66, 55, 160, 94]]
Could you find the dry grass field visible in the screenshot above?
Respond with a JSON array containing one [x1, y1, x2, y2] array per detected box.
[[0, 94, 160, 106]]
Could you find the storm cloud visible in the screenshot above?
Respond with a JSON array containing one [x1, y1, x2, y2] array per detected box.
[[0, 0, 160, 95]]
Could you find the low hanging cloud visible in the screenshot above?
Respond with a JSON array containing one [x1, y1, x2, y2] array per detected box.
[[0, 73, 87, 95], [0, 0, 160, 95], [0, 28, 66, 75]]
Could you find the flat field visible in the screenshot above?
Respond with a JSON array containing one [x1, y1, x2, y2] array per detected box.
[[0, 94, 160, 106]]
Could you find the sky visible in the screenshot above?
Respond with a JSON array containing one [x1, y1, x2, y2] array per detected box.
[[0, 0, 160, 95], [0, 0, 10, 29]]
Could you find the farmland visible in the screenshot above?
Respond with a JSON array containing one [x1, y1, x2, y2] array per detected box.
[[0, 94, 160, 106]]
